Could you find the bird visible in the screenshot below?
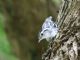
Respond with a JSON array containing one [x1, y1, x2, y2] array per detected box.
[[38, 16, 58, 43]]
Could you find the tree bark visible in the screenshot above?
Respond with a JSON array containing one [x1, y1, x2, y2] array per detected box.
[[42, 0, 80, 60]]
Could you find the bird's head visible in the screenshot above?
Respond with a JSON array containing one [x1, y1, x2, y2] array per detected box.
[[38, 29, 51, 43]]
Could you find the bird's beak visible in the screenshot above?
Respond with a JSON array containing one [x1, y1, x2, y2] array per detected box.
[[38, 40, 40, 43], [38, 38, 42, 43], [38, 39, 41, 43]]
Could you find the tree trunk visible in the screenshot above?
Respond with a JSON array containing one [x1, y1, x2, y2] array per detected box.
[[42, 0, 80, 60]]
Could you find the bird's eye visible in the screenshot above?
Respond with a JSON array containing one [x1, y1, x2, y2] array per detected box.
[[41, 33, 43, 36]]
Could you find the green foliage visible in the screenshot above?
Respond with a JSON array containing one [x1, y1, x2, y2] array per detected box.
[[0, 13, 18, 60], [0, 13, 11, 54]]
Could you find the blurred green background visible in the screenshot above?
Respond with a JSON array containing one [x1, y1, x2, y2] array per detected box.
[[0, 13, 18, 60], [0, 0, 61, 60]]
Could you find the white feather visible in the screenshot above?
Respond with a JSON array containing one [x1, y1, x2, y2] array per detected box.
[[38, 16, 58, 42]]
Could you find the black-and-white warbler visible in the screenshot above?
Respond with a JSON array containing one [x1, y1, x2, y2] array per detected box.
[[38, 16, 58, 42]]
